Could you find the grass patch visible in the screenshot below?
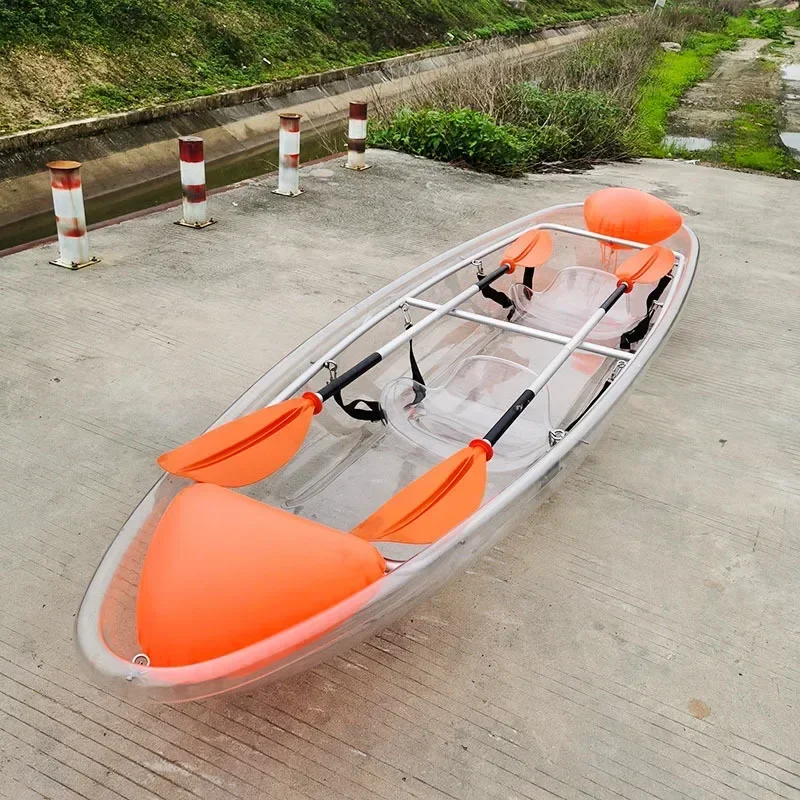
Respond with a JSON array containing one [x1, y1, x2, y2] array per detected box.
[[634, 32, 735, 154], [631, 3, 794, 156], [0, 0, 644, 133], [727, 7, 791, 40], [714, 101, 797, 175], [634, 5, 799, 172]]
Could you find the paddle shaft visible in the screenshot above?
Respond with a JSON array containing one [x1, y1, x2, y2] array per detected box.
[[318, 265, 511, 402], [483, 283, 628, 446]]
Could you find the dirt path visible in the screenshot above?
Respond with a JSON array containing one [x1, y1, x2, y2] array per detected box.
[[669, 38, 777, 136], [665, 25, 800, 174]]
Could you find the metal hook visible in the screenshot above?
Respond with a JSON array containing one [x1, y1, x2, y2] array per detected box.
[[401, 302, 412, 328], [611, 359, 627, 379], [472, 258, 484, 278], [323, 360, 338, 380]]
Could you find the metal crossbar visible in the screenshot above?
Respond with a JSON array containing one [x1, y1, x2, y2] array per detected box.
[[404, 298, 633, 361]]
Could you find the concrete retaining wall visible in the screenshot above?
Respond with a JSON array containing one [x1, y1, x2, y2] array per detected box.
[[0, 16, 629, 226]]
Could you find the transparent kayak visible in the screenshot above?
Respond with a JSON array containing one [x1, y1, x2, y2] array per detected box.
[[76, 196, 699, 702]]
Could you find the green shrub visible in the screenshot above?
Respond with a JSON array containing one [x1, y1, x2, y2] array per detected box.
[[727, 7, 789, 40], [368, 108, 536, 176], [502, 84, 632, 159], [368, 85, 636, 174]]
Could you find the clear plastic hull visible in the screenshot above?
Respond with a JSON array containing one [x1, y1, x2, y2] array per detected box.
[[76, 203, 699, 702]]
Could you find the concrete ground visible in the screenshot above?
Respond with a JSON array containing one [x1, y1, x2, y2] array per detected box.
[[1, 150, 798, 800]]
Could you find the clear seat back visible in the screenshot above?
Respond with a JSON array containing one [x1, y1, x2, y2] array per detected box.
[[510, 266, 645, 345], [381, 356, 552, 472]]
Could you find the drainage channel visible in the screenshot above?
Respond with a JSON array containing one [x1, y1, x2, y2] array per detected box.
[[0, 123, 347, 254]]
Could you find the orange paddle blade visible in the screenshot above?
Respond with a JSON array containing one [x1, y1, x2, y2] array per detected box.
[[616, 245, 674, 286], [352, 443, 489, 545], [158, 394, 320, 487], [501, 229, 553, 273]]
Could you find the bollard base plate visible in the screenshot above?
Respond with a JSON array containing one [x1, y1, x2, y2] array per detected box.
[[50, 256, 101, 271], [342, 163, 372, 171], [271, 188, 304, 198], [175, 218, 217, 229]]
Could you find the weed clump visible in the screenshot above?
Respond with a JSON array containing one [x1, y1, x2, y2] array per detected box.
[[369, 109, 535, 176], [370, 3, 800, 178], [368, 88, 633, 175]]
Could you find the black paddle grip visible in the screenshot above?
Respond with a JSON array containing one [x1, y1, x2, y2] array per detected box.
[[601, 283, 627, 311], [484, 389, 536, 446], [320, 352, 382, 401], [476, 264, 511, 290]]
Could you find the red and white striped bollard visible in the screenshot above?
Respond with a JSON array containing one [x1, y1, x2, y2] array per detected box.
[[272, 112, 303, 197], [47, 160, 99, 270], [345, 101, 370, 171], [176, 136, 216, 228]]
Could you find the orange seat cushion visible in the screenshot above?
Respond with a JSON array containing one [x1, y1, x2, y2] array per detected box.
[[136, 484, 386, 667]]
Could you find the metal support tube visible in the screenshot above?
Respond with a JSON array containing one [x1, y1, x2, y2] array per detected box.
[[533, 223, 687, 276], [533, 223, 650, 250], [404, 298, 633, 361], [271, 230, 525, 403], [480, 298, 622, 447], [375, 266, 508, 359], [525, 306, 611, 398]]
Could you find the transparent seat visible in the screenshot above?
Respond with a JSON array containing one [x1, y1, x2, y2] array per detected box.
[[381, 356, 552, 472], [509, 266, 646, 346]]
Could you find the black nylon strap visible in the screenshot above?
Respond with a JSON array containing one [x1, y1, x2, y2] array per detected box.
[[620, 274, 671, 351], [523, 267, 535, 291], [407, 336, 426, 406], [332, 390, 385, 422], [480, 283, 518, 321], [330, 317, 427, 421], [480, 283, 514, 310]]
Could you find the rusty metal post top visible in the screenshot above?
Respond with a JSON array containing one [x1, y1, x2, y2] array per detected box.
[[178, 135, 203, 143], [46, 160, 82, 171], [278, 112, 302, 120]]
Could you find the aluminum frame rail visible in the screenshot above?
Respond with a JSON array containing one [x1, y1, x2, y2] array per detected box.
[[273, 222, 683, 404]]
